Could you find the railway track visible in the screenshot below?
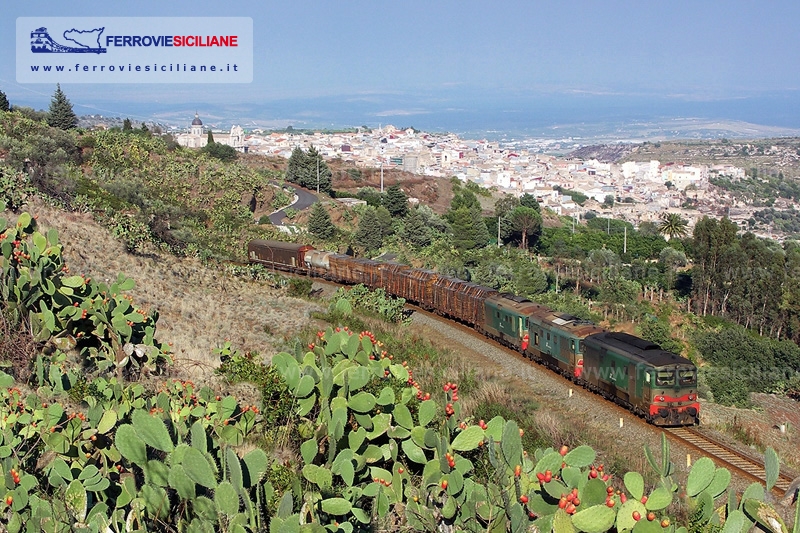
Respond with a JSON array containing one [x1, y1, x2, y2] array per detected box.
[[413, 305, 799, 500], [270, 273, 800, 501], [665, 426, 796, 497]]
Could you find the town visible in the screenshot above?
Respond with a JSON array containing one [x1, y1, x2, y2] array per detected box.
[[171, 115, 799, 240]]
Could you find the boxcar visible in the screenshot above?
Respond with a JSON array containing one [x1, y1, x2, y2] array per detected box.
[[581, 332, 699, 426], [482, 294, 547, 349], [433, 277, 497, 327], [391, 269, 439, 310], [248, 240, 314, 271], [527, 310, 605, 379], [377, 263, 410, 293]]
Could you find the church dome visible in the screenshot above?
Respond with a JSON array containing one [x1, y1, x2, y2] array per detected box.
[[191, 113, 203, 126]]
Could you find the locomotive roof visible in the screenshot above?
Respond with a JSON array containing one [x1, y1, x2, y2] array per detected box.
[[585, 331, 694, 367], [486, 293, 548, 314], [529, 308, 604, 337]]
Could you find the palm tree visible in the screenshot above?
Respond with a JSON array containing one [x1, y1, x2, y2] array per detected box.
[[658, 212, 688, 240]]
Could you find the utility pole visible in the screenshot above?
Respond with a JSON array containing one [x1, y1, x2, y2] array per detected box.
[[380, 162, 384, 193], [498, 216, 501, 248], [624, 226, 627, 255]]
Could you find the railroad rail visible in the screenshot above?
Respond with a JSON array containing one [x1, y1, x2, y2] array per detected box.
[[665, 426, 796, 497]]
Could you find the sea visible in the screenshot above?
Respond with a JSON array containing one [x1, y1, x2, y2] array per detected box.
[[69, 89, 800, 148]]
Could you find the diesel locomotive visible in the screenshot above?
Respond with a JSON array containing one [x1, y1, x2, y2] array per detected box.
[[248, 239, 699, 426]]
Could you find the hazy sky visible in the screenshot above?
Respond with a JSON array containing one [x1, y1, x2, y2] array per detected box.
[[2, 1, 799, 127]]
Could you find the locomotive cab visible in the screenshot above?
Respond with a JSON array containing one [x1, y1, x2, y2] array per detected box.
[[647, 365, 699, 426]]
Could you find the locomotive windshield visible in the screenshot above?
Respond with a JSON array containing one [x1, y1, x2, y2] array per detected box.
[[679, 369, 696, 385], [656, 370, 675, 386]]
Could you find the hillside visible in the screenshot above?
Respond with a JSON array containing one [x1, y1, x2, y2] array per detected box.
[[27, 198, 323, 378]]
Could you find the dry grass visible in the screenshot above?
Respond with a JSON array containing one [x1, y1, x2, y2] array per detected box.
[[19, 200, 324, 382]]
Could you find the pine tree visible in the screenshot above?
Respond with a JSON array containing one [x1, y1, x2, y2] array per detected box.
[[383, 184, 408, 217], [308, 202, 335, 240], [509, 206, 542, 249], [402, 208, 431, 247], [286, 147, 307, 186], [354, 206, 383, 252], [519, 193, 540, 211], [47, 84, 77, 130], [375, 206, 394, 238], [448, 207, 489, 251], [307, 146, 332, 195], [0, 90, 9, 112]]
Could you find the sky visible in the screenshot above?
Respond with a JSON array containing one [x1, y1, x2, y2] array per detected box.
[[2, 1, 800, 133]]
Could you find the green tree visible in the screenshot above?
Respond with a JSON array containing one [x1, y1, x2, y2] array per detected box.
[[519, 193, 540, 211], [658, 212, 689, 240], [46, 83, 77, 130], [375, 206, 394, 238], [0, 90, 9, 112], [494, 195, 519, 218], [286, 146, 306, 185], [307, 145, 332, 195], [658, 246, 687, 290], [602, 194, 615, 209], [207, 131, 215, 144], [354, 206, 384, 252], [448, 207, 489, 251], [495, 195, 520, 243], [383, 184, 409, 217], [308, 202, 335, 240], [599, 276, 640, 305], [509, 206, 542, 249], [638, 318, 683, 354], [690, 216, 739, 315], [449, 188, 480, 211], [122, 118, 133, 132], [200, 142, 237, 161], [402, 208, 431, 247]]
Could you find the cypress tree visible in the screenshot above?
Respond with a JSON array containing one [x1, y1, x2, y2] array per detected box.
[[308, 202, 335, 240], [207, 131, 215, 144], [0, 90, 9, 112], [46, 84, 77, 130], [122, 118, 133, 132]]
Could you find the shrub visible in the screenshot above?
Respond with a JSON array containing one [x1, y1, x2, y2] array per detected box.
[[287, 277, 313, 297]]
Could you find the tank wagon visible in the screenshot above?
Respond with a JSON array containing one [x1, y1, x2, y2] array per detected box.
[[248, 239, 699, 426]]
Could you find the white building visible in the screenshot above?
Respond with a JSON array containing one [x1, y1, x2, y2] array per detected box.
[[174, 113, 247, 152]]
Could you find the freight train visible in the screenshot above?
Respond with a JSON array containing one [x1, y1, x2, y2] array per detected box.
[[248, 239, 700, 426]]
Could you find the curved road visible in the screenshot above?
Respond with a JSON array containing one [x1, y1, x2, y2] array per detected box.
[[269, 183, 319, 225]]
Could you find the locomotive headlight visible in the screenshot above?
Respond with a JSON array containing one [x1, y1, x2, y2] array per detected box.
[[688, 394, 695, 401], [658, 396, 665, 402]]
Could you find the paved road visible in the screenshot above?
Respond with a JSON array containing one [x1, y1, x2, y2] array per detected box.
[[269, 183, 318, 225]]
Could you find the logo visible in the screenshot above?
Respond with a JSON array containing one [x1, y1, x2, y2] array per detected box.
[[30, 26, 107, 54], [18, 17, 253, 83]]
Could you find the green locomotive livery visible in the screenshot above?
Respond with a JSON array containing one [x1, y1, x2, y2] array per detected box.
[[581, 332, 699, 426]]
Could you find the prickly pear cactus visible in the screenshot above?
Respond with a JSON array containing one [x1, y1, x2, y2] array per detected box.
[[0, 213, 171, 378]]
